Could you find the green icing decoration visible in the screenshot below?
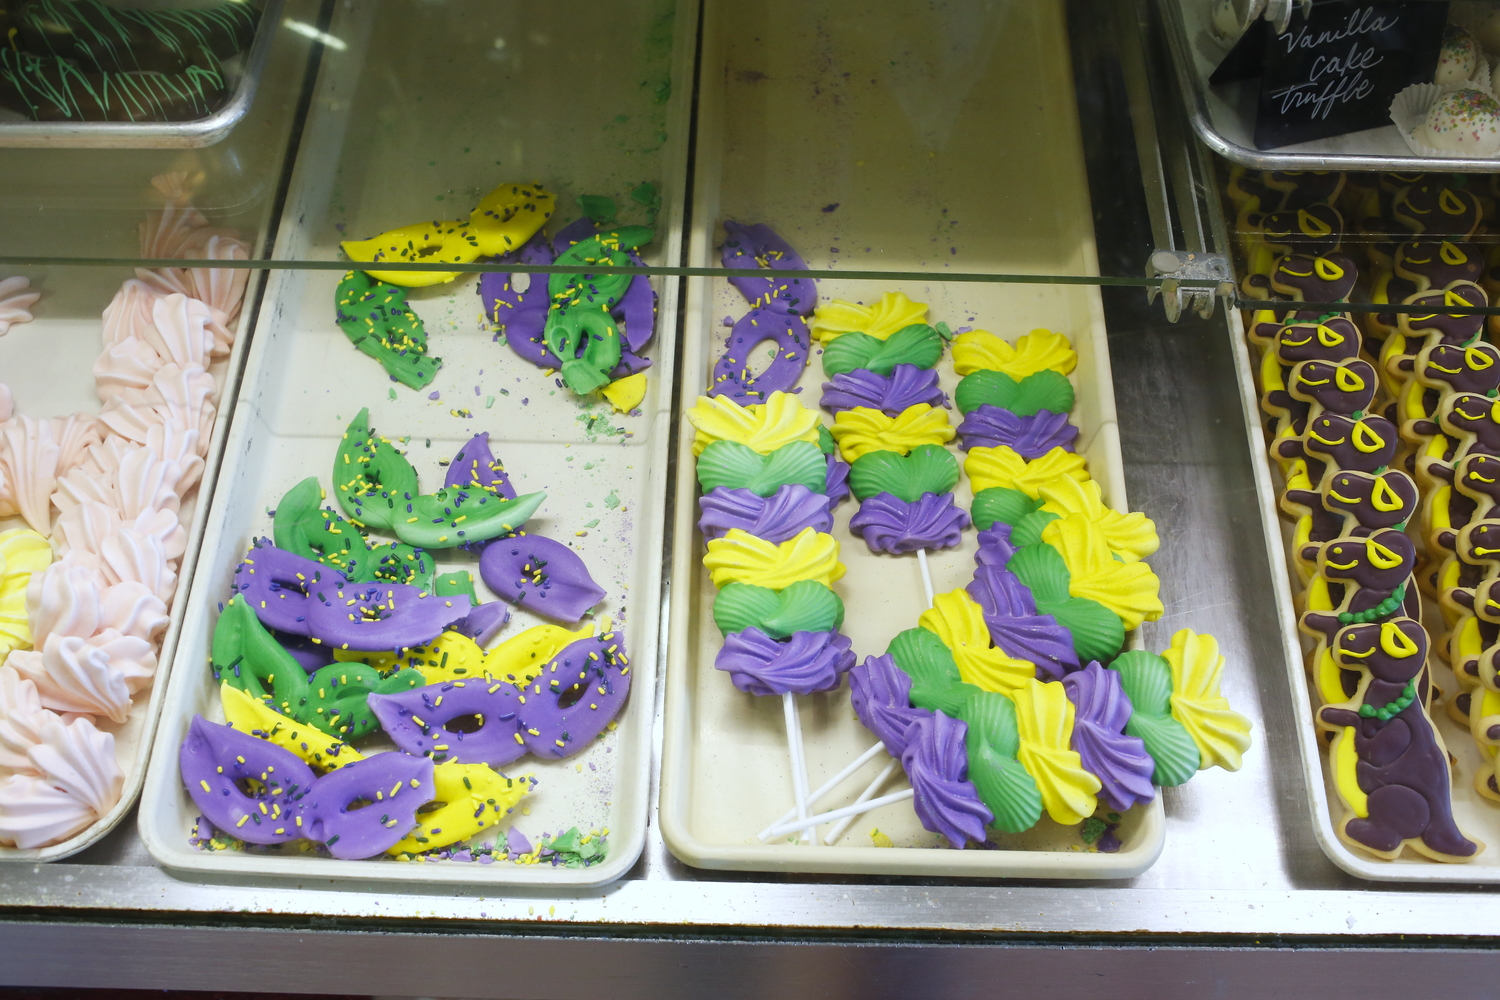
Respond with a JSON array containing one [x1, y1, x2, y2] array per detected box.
[[817, 424, 836, 455], [821, 324, 944, 378], [1359, 677, 1417, 721], [971, 487, 1044, 531], [1008, 509, 1060, 549], [544, 226, 653, 394], [959, 689, 1044, 834], [335, 270, 441, 390], [1006, 542, 1125, 663], [273, 477, 373, 581], [333, 408, 419, 530], [367, 542, 435, 590], [1108, 650, 1201, 786], [713, 580, 845, 638], [849, 444, 959, 503], [888, 627, 979, 717], [955, 369, 1074, 417], [393, 488, 546, 549], [696, 440, 827, 497]]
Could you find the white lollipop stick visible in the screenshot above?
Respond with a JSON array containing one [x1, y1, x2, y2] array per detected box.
[[757, 739, 887, 841], [824, 757, 900, 845], [915, 547, 935, 607], [782, 692, 813, 844], [766, 788, 916, 839]]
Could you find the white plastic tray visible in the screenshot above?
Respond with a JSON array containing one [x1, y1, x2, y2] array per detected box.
[[658, 0, 1164, 878], [1227, 308, 1500, 883], [0, 263, 264, 862], [138, 0, 694, 887]]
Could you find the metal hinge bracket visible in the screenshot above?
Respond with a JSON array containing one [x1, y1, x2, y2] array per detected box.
[[1145, 249, 1235, 323]]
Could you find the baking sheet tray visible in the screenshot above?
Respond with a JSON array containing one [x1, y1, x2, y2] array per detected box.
[[1155, 0, 1500, 173], [0, 261, 265, 862], [137, 0, 693, 887], [658, 0, 1165, 878], [0, 0, 285, 150]]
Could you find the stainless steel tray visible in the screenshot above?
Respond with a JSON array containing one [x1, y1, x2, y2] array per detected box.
[[0, 0, 285, 149], [1154, 0, 1500, 173]]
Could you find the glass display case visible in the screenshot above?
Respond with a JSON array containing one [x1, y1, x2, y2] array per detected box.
[[4, 0, 1500, 996]]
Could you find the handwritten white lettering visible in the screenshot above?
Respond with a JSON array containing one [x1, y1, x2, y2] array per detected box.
[[1279, 6, 1400, 54]]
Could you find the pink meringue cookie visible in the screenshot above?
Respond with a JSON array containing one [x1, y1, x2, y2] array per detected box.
[[25, 562, 102, 646], [99, 581, 169, 642], [0, 717, 121, 847], [0, 276, 40, 337], [0, 773, 98, 847], [9, 635, 133, 723], [0, 384, 12, 423], [0, 415, 62, 532], [98, 525, 177, 602], [142, 293, 216, 369], [0, 665, 57, 775], [101, 279, 162, 348], [50, 414, 101, 474], [187, 234, 250, 335], [92, 337, 166, 401]]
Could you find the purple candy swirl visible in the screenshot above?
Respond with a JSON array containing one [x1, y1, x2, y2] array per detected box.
[[973, 523, 1019, 567], [714, 627, 854, 696], [965, 565, 1079, 679], [849, 653, 932, 757], [1061, 662, 1156, 812], [819, 365, 947, 415], [849, 492, 969, 554], [902, 711, 993, 849], [697, 484, 833, 543], [824, 454, 851, 507], [957, 406, 1078, 458]]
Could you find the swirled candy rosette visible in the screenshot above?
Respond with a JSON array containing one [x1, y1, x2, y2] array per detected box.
[[687, 391, 857, 841]]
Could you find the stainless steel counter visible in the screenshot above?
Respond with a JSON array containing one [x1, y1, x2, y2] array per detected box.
[[4, 2, 1500, 995]]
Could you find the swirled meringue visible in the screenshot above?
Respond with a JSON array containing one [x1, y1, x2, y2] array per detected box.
[[25, 561, 102, 646], [0, 716, 121, 847], [714, 627, 854, 696], [99, 525, 177, 602], [9, 635, 133, 723], [141, 293, 215, 369], [0, 665, 55, 775], [101, 279, 162, 347], [0, 276, 40, 337], [0, 416, 61, 532], [697, 484, 834, 543], [0, 773, 98, 847]]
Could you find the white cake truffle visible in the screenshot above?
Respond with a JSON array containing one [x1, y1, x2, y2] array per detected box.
[[1437, 25, 1484, 87], [1416, 86, 1500, 156]]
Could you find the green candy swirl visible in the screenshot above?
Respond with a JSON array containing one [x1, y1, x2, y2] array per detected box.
[[955, 369, 1074, 417], [713, 580, 845, 638], [1107, 650, 1201, 787], [696, 440, 827, 497], [970, 487, 1044, 531], [849, 444, 959, 503], [1006, 542, 1125, 664], [958, 689, 1045, 834], [887, 627, 980, 717], [821, 324, 944, 378]]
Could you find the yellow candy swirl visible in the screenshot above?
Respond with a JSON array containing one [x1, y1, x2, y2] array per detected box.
[[809, 292, 928, 344], [702, 527, 845, 589], [1011, 678, 1100, 826], [918, 589, 1035, 694], [0, 528, 52, 658], [830, 404, 955, 462], [952, 328, 1078, 379], [1163, 628, 1252, 772], [1038, 478, 1160, 563], [1041, 516, 1164, 630], [964, 445, 1089, 498], [686, 391, 822, 456]]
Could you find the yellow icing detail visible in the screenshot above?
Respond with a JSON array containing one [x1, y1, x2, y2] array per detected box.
[[1366, 539, 1404, 571], [1469, 346, 1495, 371], [686, 391, 822, 456], [1037, 478, 1160, 563], [1163, 628, 1252, 772], [1011, 678, 1100, 826], [1441, 241, 1467, 265], [702, 527, 845, 589], [0, 528, 51, 657], [1316, 646, 1345, 706], [1298, 208, 1333, 239], [601, 372, 648, 413], [1316, 323, 1346, 348], [1379, 620, 1420, 658], [964, 445, 1090, 499], [485, 623, 596, 688], [1314, 256, 1346, 281], [1374, 477, 1405, 513], [220, 684, 365, 772], [1334, 365, 1366, 392], [387, 761, 529, 855], [1333, 727, 1369, 818], [808, 292, 928, 344], [1040, 516, 1164, 630], [951, 328, 1077, 379], [829, 404, 954, 462], [1305, 573, 1333, 611], [918, 589, 1035, 694], [1351, 420, 1386, 454]]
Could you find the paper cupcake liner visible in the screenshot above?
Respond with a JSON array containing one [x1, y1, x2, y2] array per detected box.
[[1390, 81, 1500, 159]]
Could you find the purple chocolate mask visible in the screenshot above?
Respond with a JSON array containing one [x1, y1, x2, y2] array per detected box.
[[299, 752, 435, 859], [902, 711, 992, 849], [849, 654, 932, 757], [715, 627, 854, 697], [180, 716, 316, 845], [369, 679, 526, 767], [708, 222, 814, 401], [231, 539, 347, 637], [478, 532, 606, 623], [820, 365, 947, 415], [697, 484, 833, 543], [1062, 662, 1156, 812], [305, 581, 470, 651], [849, 492, 969, 554], [956, 406, 1078, 457], [517, 631, 631, 758]]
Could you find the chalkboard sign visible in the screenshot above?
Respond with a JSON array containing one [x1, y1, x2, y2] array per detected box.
[[1211, 1, 1449, 150]]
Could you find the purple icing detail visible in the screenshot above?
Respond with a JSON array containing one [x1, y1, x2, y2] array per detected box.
[[966, 565, 1078, 679], [300, 751, 435, 859], [697, 484, 833, 543], [369, 678, 526, 767], [720, 221, 814, 312], [180, 715, 313, 845], [508, 828, 531, 856], [709, 222, 814, 401], [516, 632, 631, 759], [973, 523, 1018, 567], [304, 581, 470, 651], [715, 627, 854, 696], [1061, 662, 1156, 812], [849, 653, 932, 757], [271, 629, 334, 673], [824, 454, 851, 507], [902, 711, 992, 849], [230, 539, 347, 637], [449, 602, 512, 647], [956, 406, 1078, 457], [478, 532, 607, 623], [445, 432, 516, 499], [849, 491, 969, 554], [819, 365, 947, 415]]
